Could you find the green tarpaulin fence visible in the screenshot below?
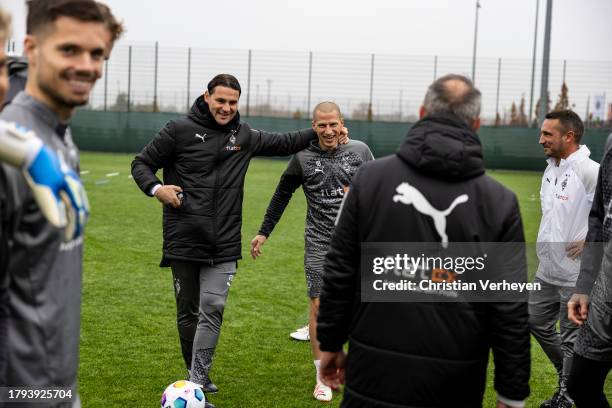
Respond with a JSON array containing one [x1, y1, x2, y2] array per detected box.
[[71, 109, 611, 172]]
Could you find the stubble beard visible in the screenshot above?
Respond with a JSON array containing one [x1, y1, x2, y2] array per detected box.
[[39, 78, 89, 111]]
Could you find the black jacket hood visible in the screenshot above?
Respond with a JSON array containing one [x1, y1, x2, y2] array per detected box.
[[396, 113, 485, 181], [188, 95, 241, 132]]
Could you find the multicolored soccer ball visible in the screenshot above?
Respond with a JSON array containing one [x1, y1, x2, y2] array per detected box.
[[160, 380, 206, 408]]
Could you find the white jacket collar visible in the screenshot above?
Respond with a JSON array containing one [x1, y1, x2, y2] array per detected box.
[[547, 144, 591, 168]]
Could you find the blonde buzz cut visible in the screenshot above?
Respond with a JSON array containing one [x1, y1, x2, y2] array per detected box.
[[312, 101, 342, 120]]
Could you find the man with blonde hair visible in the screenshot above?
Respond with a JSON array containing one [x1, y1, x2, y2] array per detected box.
[[251, 101, 373, 402]]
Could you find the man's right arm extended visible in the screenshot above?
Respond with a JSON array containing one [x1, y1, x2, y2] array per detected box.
[[250, 128, 316, 157]]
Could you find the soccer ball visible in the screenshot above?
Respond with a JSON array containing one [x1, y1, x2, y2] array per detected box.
[[160, 380, 206, 408]]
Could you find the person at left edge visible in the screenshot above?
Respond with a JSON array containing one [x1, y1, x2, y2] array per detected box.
[[131, 74, 348, 408], [0, 1, 123, 391], [0, 0, 120, 406]]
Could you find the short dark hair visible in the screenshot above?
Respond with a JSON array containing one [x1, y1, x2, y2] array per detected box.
[[207, 74, 241, 96], [26, 0, 105, 35], [545, 110, 584, 143], [97, 2, 123, 44]]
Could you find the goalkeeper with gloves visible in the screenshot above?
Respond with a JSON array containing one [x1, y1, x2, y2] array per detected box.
[[0, 0, 118, 400]]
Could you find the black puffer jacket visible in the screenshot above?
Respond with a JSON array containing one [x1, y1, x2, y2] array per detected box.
[[318, 113, 530, 407], [132, 96, 316, 266]]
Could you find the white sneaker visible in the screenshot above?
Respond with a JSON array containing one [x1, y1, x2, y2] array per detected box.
[[289, 325, 310, 341], [313, 382, 333, 402]]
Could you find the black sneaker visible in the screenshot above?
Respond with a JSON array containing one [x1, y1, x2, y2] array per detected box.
[[202, 379, 219, 394], [539, 389, 561, 408], [204, 400, 216, 408], [187, 369, 219, 394], [554, 393, 574, 408]]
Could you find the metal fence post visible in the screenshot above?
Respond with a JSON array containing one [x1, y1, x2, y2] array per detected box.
[[246, 49, 252, 117], [127, 45, 132, 112], [471, 0, 481, 84], [399, 90, 403, 121], [433, 55, 438, 80], [562, 59, 567, 84], [186, 47, 191, 112], [528, 0, 540, 126], [287, 93, 291, 116], [153, 41, 159, 112], [368, 53, 375, 122], [103, 59, 108, 111], [538, 0, 553, 125], [585, 95, 590, 128], [496, 58, 502, 123], [307, 51, 313, 118]]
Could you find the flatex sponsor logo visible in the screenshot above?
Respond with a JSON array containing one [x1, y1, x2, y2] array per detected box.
[[320, 186, 346, 198], [224, 132, 241, 151]]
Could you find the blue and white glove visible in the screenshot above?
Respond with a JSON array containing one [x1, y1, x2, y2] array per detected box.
[[0, 120, 89, 240]]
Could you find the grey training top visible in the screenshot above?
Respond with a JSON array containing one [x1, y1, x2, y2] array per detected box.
[[0, 91, 82, 396], [259, 139, 374, 267]]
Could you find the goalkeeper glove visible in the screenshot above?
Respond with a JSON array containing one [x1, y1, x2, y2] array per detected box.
[[0, 120, 89, 240]]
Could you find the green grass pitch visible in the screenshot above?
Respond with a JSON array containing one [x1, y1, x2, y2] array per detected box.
[[77, 152, 610, 407]]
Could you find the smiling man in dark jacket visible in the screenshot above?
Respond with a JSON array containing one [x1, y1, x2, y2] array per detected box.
[[317, 74, 530, 408], [131, 74, 346, 407]]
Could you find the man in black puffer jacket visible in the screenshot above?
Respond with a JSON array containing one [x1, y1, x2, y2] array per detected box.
[[317, 74, 530, 408], [132, 74, 346, 407]]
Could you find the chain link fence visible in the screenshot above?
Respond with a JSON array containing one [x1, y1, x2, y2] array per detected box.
[[7, 40, 612, 127]]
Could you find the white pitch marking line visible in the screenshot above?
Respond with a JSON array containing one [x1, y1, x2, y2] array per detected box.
[[106, 172, 120, 177]]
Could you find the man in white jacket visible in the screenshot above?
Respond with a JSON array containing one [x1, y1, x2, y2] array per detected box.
[[531, 110, 599, 408]]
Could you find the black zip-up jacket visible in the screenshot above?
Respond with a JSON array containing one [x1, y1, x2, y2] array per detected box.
[[317, 113, 530, 407], [131, 96, 316, 266]]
